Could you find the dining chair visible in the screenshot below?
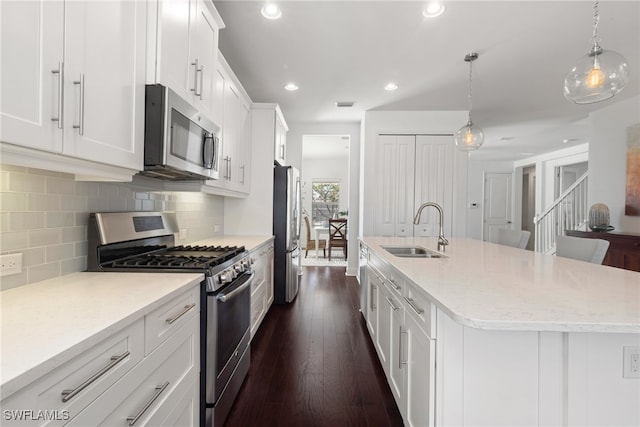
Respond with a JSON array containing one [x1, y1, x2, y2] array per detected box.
[[304, 216, 326, 258], [556, 234, 610, 264], [497, 228, 531, 249], [328, 218, 347, 261]]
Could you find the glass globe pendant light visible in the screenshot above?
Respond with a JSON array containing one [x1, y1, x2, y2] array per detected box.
[[455, 53, 484, 152], [564, 1, 629, 104]]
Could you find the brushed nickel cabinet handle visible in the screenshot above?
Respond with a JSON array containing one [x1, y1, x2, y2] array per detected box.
[[165, 303, 196, 324], [126, 382, 169, 426], [399, 327, 408, 369], [72, 74, 85, 135], [198, 65, 204, 99], [389, 279, 401, 291], [61, 351, 130, 402], [385, 296, 399, 311], [191, 58, 199, 95], [51, 62, 64, 128], [404, 297, 425, 315]]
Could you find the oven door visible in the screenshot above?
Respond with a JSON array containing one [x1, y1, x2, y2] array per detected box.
[[205, 270, 253, 405]]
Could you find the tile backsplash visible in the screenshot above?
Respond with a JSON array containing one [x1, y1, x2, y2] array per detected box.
[[0, 164, 224, 290]]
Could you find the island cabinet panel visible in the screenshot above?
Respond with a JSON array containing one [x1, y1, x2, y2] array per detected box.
[[404, 311, 435, 427], [565, 230, 640, 272]]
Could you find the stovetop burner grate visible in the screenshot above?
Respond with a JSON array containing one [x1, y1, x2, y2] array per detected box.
[[102, 244, 246, 271]]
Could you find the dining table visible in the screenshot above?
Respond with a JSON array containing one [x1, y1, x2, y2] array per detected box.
[[313, 223, 330, 259]]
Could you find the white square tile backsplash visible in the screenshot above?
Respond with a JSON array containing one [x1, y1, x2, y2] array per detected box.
[[0, 164, 224, 290]]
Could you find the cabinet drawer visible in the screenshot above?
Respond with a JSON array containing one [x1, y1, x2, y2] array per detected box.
[[145, 286, 199, 356], [0, 319, 144, 426], [68, 315, 199, 426], [404, 283, 436, 339]]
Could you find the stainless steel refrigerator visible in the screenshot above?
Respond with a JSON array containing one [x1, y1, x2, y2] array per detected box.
[[273, 165, 301, 303]]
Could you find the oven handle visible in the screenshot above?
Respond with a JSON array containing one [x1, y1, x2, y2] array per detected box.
[[216, 271, 254, 303]]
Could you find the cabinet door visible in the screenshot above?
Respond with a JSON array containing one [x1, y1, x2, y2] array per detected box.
[[236, 98, 252, 193], [191, 0, 219, 122], [221, 79, 240, 189], [404, 312, 435, 427], [414, 135, 455, 237], [157, 0, 194, 103], [365, 266, 379, 339], [274, 115, 286, 165], [377, 281, 393, 370], [0, 0, 64, 152], [265, 245, 274, 306], [63, 0, 145, 170], [376, 135, 415, 237]]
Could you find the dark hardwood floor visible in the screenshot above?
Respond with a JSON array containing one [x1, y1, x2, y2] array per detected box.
[[224, 266, 404, 427]]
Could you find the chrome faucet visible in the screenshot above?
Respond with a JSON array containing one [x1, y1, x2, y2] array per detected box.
[[413, 202, 449, 252]]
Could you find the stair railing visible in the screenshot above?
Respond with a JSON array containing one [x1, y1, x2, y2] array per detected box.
[[534, 172, 588, 253]]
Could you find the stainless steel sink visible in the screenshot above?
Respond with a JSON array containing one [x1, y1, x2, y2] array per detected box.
[[381, 245, 446, 258]]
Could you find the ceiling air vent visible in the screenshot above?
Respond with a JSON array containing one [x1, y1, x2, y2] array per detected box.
[[336, 101, 355, 108]]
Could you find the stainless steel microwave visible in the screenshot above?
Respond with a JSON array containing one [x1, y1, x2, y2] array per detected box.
[[141, 84, 220, 180]]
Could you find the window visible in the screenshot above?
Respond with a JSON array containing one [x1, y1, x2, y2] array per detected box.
[[311, 181, 339, 223]]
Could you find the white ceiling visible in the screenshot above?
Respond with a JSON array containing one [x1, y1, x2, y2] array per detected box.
[[213, 1, 640, 161]]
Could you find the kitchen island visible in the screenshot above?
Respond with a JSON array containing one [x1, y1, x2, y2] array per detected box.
[[360, 236, 640, 427]]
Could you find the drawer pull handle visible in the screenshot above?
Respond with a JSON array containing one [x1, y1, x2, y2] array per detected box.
[[127, 381, 170, 426], [166, 303, 196, 324], [389, 279, 401, 291], [385, 296, 399, 311], [61, 351, 130, 402], [404, 297, 425, 315]]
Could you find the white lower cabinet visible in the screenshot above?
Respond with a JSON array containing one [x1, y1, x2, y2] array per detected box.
[[0, 285, 200, 427], [68, 315, 199, 426], [363, 255, 436, 427], [404, 306, 435, 427], [249, 240, 274, 338]]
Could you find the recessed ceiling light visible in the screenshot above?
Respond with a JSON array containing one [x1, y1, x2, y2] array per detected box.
[[500, 137, 515, 141], [336, 101, 355, 108], [562, 138, 581, 144], [423, 2, 446, 18], [384, 82, 399, 91], [284, 82, 299, 91], [520, 152, 535, 156], [261, 3, 282, 20]]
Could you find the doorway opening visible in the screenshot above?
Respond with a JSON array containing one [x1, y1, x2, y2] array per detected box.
[[301, 135, 350, 266], [521, 165, 536, 250]]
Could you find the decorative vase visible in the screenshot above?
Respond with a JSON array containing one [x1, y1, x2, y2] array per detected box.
[[588, 203, 613, 232]]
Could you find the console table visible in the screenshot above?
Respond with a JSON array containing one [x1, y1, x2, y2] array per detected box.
[[565, 230, 640, 272]]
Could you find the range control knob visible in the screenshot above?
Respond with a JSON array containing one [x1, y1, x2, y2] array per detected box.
[[241, 259, 251, 269], [233, 264, 244, 274], [219, 270, 233, 284]]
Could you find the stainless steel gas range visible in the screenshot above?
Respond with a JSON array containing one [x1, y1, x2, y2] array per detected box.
[[88, 211, 252, 427]]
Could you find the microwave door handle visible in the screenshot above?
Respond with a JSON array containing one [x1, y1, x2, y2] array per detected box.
[[203, 134, 214, 169]]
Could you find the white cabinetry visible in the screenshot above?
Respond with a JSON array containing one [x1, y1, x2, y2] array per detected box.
[[0, 285, 200, 427], [274, 109, 288, 166], [149, 0, 224, 125], [375, 135, 455, 238], [203, 55, 251, 196], [362, 248, 437, 427], [250, 240, 274, 338], [0, 0, 146, 179]]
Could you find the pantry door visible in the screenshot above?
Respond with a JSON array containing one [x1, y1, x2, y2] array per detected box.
[[483, 172, 513, 243]]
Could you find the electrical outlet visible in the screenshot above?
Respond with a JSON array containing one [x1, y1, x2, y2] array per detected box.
[[0, 253, 22, 277], [179, 229, 188, 240], [623, 346, 640, 378], [214, 224, 220, 232]]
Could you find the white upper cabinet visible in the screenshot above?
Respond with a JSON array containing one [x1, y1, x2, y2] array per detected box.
[[151, 0, 224, 126], [202, 54, 252, 197], [274, 112, 288, 166], [0, 0, 64, 153], [0, 0, 146, 175]]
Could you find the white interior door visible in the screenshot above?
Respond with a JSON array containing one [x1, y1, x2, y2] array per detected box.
[[483, 172, 513, 243]]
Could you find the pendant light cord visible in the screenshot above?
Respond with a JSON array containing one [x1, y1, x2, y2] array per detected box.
[[591, 1, 602, 49], [467, 59, 473, 124]]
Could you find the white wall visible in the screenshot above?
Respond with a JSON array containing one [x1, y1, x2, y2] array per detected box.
[[589, 95, 640, 233]]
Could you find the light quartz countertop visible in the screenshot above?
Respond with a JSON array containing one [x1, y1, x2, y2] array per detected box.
[[0, 272, 203, 399], [361, 236, 640, 334], [191, 235, 273, 251]]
